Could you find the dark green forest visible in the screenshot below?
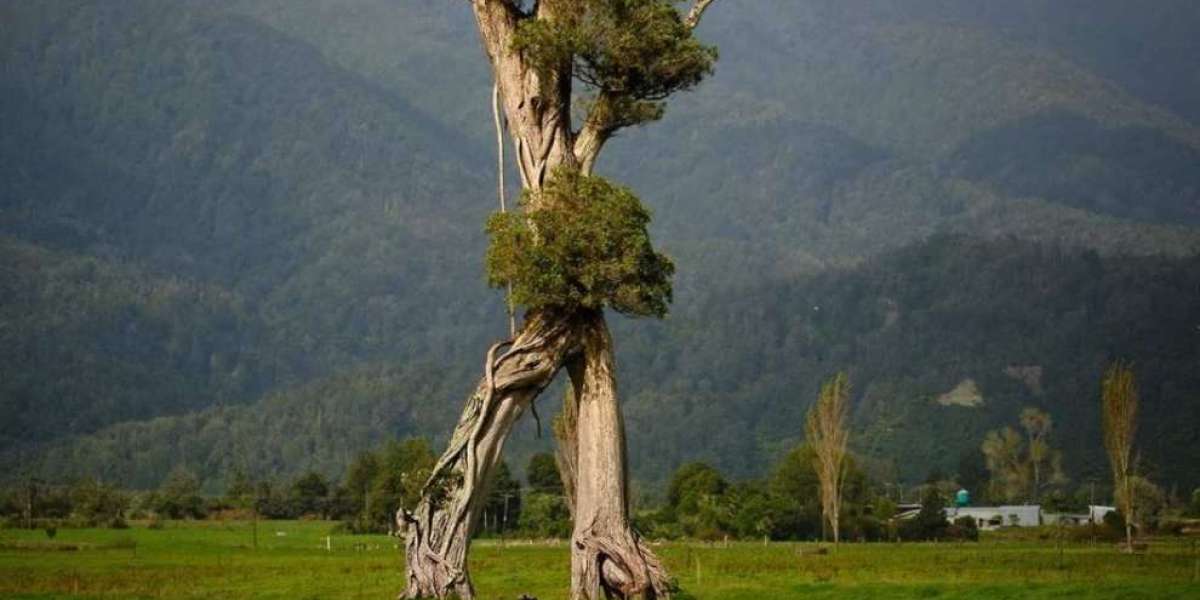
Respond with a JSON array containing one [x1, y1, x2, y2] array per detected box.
[[2, 0, 1198, 500]]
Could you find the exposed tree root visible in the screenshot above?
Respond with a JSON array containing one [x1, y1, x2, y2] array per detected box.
[[573, 521, 671, 600]]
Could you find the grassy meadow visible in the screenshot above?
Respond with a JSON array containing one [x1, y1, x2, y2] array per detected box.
[[1, 521, 1198, 599]]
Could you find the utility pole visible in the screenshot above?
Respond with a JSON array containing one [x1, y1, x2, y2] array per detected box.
[[25, 476, 42, 530], [25, 477, 33, 530], [501, 492, 511, 547]]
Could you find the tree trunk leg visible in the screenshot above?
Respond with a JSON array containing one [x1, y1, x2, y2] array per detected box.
[[399, 310, 581, 599], [554, 384, 579, 519], [568, 311, 671, 600]]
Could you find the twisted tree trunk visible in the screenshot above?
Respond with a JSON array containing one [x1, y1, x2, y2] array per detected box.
[[400, 3, 719, 597], [567, 311, 670, 600], [398, 309, 581, 599], [400, 7, 578, 597]]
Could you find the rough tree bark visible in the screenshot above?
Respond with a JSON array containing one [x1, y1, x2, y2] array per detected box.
[[566, 311, 671, 599], [399, 5, 580, 597], [471, 0, 579, 190], [398, 310, 581, 599]]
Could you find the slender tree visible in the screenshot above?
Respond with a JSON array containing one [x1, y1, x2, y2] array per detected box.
[[1101, 361, 1139, 551], [981, 426, 1027, 503], [981, 408, 1066, 503], [1019, 408, 1051, 501], [397, 2, 721, 598], [553, 384, 579, 518], [806, 372, 851, 545]]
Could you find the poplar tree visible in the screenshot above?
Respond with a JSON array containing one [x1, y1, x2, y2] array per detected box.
[[806, 372, 851, 545], [1019, 407, 1058, 502], [397, 2, 721, 598], [1102, 362, 1139, 552]]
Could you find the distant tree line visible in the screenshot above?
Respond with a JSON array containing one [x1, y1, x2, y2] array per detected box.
[[8, 434, 1198, 542], [0, 366, 1189, 543]]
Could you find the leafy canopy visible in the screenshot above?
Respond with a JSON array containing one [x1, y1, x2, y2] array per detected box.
[[527, 452, 565, 495], [513, 0, 717, 129], [486, 169, 674, 318]]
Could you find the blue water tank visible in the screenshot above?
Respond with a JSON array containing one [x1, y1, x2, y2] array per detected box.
[[955, 489, 970, 507]]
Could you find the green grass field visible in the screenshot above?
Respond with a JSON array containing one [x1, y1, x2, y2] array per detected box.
[[1, 521, 1197, 599]]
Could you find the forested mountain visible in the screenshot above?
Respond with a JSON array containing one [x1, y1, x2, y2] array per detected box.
[[30, 236, 1200, 491], [2, 1, 1198, 494], [1, 0, 505, 437]]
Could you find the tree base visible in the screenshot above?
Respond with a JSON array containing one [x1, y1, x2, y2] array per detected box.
[[572, 524, 671, 600]]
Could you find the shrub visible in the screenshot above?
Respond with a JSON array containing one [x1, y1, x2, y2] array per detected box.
[[949, 515, 980, 541], [155, 468, 206, 519], [518, 493, 571, 539], [486, 169, 674, 318], [70, 477, 129, 526], [863, 515, 886, 542], [899, 488, 949, 541], [1153, 517, 1188, 536], [1187, 489, 1200, 517], [1102, 509, 1127, 538]]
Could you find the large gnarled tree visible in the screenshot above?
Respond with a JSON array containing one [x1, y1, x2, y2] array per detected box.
[[396, 2, 720, 599]]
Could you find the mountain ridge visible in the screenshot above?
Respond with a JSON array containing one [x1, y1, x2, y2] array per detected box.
[[2, 0, 1198, 494]]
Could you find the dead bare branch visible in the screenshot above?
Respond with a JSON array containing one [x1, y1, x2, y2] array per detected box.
[[685, 0, 718, 30]]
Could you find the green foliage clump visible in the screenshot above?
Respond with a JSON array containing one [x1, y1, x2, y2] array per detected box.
[[950, 515, 980, 541], [154, 467, 206, 520], [1187, 488, 1200, 517], [520, 453, 570, 538], [520, 492, 572, 539], [337, 437, 435, 533], [289, 471, 331, 518], [900, 488, 949, 541], [69, 477, 129, 528], [663, 461, 729, 539], [480, 462, 523, 536], [513, 0, 717, 129], [667, 462, 728, 515], [526, 452, 565, 496], [486, 170, 674, 318]]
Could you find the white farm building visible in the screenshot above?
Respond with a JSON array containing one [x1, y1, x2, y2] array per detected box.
[[898, 502, 1116, 531], [945, 505, 1042, 530]]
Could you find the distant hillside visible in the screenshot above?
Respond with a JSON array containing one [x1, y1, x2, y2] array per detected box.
[[24, 362, 471, 490], [0, 237, 265, 446], [2, 1, 1198, 493], [26, 236, 1200, 492], [618, 235, 1200, 489], [607, 0, 1200, 283], [1, 0, 507, 442]]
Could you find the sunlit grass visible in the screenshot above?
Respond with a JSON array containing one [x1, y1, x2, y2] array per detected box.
[[1, 521, 1197, 599]]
